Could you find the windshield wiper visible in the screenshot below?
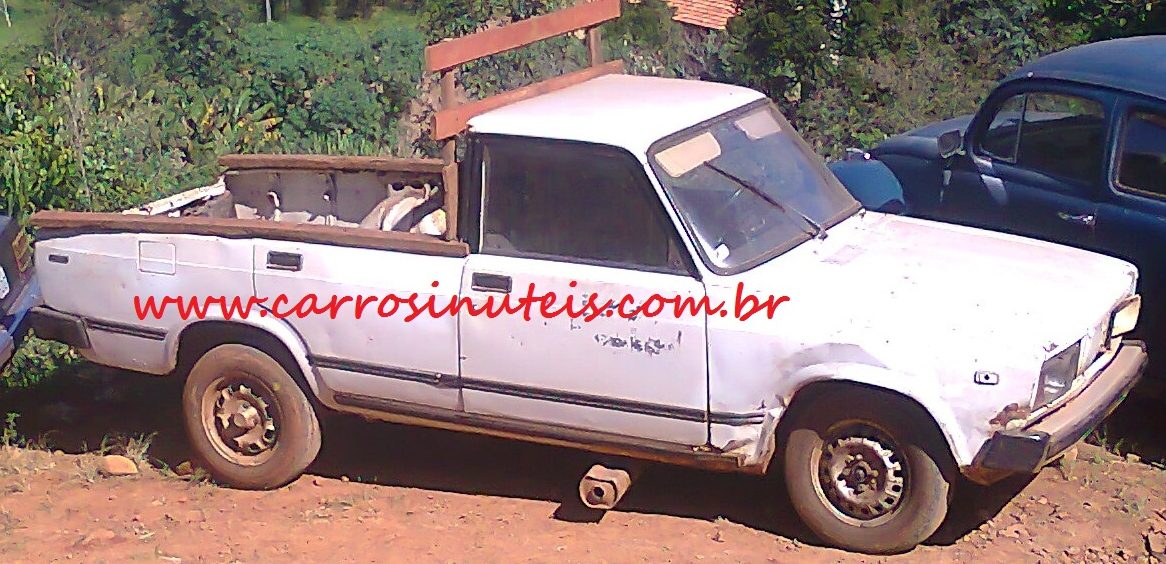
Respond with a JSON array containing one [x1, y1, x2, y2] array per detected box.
[[703, 161, 827, 240]]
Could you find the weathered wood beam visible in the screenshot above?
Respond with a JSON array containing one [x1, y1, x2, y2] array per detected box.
[[432, 60, 625, 140], [424, 0, 620, 72]]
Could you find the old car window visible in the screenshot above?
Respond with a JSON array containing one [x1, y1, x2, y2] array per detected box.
[[649, 103, 858, 273], [1116, 109, 1166, 199], [480, 139, 685, 272], [1018, 93, 1106, 184], [981, 94, 1025, 161]]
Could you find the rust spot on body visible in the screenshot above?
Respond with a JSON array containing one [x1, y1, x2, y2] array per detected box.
[[988, 402, 1031, 427]]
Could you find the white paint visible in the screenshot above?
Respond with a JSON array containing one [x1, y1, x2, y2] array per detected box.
[[467, 75, 766, 155], [459, 253, 708, 444], [137, 241, 176, 275]]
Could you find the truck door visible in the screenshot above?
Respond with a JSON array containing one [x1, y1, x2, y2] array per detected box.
[[253, 238, 464, 413], [457, 136, 709, 446], [1096, 99, 1166, 342]]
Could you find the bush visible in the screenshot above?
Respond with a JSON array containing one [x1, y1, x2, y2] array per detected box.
[[233, 13, 425, 150]]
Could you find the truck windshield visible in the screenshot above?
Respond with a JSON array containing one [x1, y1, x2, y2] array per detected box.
[[648, 103, 860, 273]]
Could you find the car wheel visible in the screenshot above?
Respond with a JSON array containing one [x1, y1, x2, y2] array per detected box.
[[783, 392, 952, 554], [182, 343, 321, 489]]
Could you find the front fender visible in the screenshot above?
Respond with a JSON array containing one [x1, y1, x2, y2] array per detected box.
[[781, 362, 975, 467], [828, 158, 907, 214]]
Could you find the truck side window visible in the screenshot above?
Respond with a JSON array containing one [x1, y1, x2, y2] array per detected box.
[[1019, 93, 1106, 184], [1116, 109, 1166, 199], [981, 94, 1025, 162], [480, 138, 687, 273]]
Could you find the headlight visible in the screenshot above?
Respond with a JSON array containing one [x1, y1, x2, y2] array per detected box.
[[1110, 295, 1141, 336], [1035, 340, 1081, 406]]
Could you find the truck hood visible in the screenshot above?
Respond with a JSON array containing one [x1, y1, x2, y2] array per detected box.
[[729, 212, 1137, 360], [870, 115, 975, 161]]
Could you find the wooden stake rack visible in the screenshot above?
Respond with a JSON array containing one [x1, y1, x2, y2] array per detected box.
[[423, 0, 624, 241]]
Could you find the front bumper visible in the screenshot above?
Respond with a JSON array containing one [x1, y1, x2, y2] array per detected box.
[[974, 340, 1147, 474], [0, 278, 42, 369]]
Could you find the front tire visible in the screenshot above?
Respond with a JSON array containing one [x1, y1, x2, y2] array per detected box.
[[182, 344, 321, 489], [783, 391, 952, 554]]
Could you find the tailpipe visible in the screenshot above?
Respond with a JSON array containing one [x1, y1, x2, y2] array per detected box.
[[578, 463, 638, 510]]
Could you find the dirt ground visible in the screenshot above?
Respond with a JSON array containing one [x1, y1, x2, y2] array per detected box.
[[2, 365, 1166, 563]]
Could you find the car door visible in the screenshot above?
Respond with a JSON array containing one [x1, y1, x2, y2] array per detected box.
[[253, 237, 465, 413], [457, 136, 709, 446], [947, 83, 1110, 249], [1095, 97, 1166, 341]]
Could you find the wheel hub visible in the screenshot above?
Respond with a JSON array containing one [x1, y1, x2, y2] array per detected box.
[[213, 384, 277, 456], [819, 435, 905, 521]]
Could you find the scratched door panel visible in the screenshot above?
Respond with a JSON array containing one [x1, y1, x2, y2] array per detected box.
[[459, 253, 708, 445], [253, 240, 464, 412]]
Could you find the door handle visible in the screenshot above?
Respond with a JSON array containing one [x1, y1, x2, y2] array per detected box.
[[1056, 212, 1096, 227], [266, 251, 303, 271], [471, 272, 512, 294]]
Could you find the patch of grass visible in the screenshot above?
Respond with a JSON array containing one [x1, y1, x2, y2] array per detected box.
[[71, 455, 103, 484], [267, 7, 419, 33], [97, 432, 156, 471], [1089, 424, 1135, 459], [0, 0, 52, 50], [1, 412, 19, 448]]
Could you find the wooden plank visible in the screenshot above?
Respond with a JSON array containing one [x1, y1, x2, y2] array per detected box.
[[432, 59, 625, 140], [30, 211, 469, 258], [424, 0, 620, 72], [439, 70, 459, 165], [586, 27, 603, 66], [219, 154, 445, 175], [442, 162, 459, 241]]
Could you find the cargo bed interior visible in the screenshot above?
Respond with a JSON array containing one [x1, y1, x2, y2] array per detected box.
[[189, 167, 446, 235]]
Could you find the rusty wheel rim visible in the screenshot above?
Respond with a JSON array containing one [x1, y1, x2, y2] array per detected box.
[[812, 422, 907, 526], [200, 373, 279, 466]]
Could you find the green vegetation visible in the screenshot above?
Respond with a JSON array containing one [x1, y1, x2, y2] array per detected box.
[[0, 0, 1162, 388], [0, 0, 52, 54], [728, 0, 1162, 156]]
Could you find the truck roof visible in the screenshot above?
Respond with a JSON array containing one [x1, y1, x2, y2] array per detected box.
[[466, 74, 766, 155], [1006, 35, 1166, 102]]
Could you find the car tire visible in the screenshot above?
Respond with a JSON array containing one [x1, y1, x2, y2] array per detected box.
[[783, 391, 952, 554], [182, 343, 321, 489]]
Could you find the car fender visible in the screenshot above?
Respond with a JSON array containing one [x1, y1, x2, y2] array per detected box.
[[778, 361, 974, 467], [163, 307, 322, 397], [828, 158, 907, 214]]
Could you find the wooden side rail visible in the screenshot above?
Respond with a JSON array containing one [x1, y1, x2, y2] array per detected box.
[[424, 0, 621, 73], [30, 210, 470, 258], [432, 60, 624, 140], [219, 154, 444, 175]]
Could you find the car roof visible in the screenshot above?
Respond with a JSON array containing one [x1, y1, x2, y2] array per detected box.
[[1005, 35, 1166, 101], [466, 74, 766, 155]]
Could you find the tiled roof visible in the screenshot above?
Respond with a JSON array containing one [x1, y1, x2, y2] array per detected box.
[[665, 0, 738, 30]]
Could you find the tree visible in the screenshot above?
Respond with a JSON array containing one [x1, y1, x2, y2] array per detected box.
[[725, 0, 835, 103]]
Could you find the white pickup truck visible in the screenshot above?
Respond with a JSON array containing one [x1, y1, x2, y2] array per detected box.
[[22, 4, 1150, 554]]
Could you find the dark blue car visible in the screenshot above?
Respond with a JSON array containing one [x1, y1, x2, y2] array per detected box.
[[835, 36, 1166, 350]]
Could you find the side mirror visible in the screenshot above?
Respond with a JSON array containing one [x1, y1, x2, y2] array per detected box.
[[937, 130, 964, 159]]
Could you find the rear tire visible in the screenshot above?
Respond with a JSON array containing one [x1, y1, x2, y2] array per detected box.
[[182, 344, 321, 489], [783, 390, 952, 554]]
